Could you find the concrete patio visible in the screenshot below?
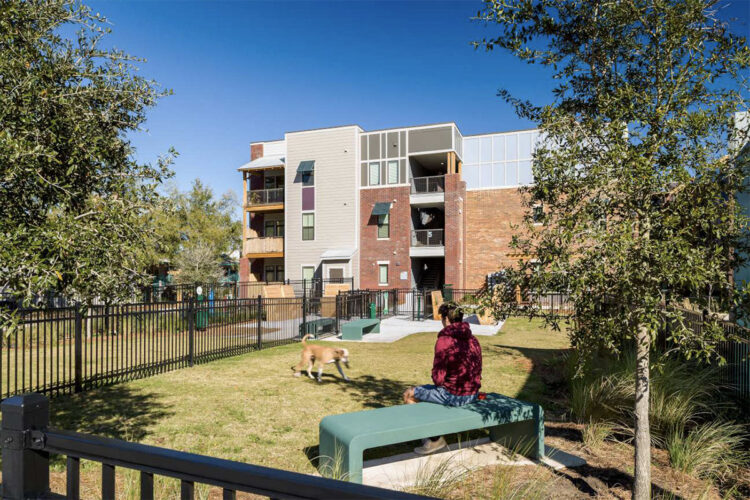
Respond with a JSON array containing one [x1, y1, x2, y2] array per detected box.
[[322, 316, 503, 343]]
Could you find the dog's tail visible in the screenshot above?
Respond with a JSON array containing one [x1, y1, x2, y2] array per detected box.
[[301, 333, 311, 345]]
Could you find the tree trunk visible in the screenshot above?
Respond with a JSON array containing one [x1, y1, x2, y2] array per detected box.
[[633, 323, 651, 499]]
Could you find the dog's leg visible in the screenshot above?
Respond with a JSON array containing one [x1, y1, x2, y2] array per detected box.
[[307, 361, 315, 380], [317, 365, 323, 383], [335, 360, 350, 381]]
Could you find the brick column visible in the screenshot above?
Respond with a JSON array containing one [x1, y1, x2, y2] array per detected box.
[[444, 173, 466, 289]]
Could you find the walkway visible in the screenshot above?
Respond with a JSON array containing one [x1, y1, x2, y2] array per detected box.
[[322, 316, 503, 343]]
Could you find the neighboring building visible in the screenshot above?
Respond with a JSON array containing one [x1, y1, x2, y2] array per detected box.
[[238, 122, 541, 290]]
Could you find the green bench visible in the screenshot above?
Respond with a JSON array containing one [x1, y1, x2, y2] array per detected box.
[[340, 318, 380, 341], [318, 393, 544, 483], [299, 318, 336, 338]]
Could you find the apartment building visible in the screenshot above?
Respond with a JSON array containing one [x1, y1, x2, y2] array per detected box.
[[238, 122, 540, 290]]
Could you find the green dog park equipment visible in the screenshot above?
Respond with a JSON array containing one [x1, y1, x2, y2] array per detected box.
[[340, 318, 380, 341], [196, 294, 208, 330], [318, 393, 544, 483]]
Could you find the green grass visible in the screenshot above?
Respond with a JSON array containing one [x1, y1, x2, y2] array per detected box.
[[45, 318, 568, 482]]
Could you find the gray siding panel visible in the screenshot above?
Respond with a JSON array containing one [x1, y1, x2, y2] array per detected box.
[[386, 132, 398, 158], [361, 136, 368, 161], [400, 131, 406, 157], [361, 163, 368, 187], [408, 126, 452, 153], [400, 159, 406, 184], [368, 135, 381, 160]]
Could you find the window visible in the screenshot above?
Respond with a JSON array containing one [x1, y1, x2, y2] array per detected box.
[[369, 162, 380, 185], [302, 266, 315, 281], [377, 213, 389, 239], [378, 263, 389, 285], [264, 219, 284, 237], [264, 174, 283, 189], [533, 204, 544, 224], [387, 160, 398, 184], [302, 213, 314, 240], [302, 171, 314, 187], [264, 265, 283, 282]]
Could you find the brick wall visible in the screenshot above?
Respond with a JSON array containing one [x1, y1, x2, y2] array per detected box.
[[464, 188, 531, 288], [359, 187, 411, 289], [444, 174, 466, 289], [250, 143, 263, 161]]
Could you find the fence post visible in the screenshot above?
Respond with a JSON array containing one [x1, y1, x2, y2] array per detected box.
[[188, 298, 195, 367], [73, 304, 83, 393], [301, 290, 307, 338], [256, 295, 263, 351], [1, 394, 50, 499]]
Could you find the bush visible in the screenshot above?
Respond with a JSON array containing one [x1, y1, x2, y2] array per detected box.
[[666, 421, 748, 481]]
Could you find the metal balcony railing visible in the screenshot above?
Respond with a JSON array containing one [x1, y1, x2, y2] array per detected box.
[[246, 188, 284, 206], [243, 236, 284, 255], [411, 229, 444, 247], [411, 175, 445, 194]]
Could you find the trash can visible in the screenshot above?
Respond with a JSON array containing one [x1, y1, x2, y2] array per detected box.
[[369, 302, 376, 319], [443, 284, 454, 302], [196, 293, 208, 331]]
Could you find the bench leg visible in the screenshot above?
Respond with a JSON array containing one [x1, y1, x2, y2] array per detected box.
[[318, 430, 364, 483], [489, 405, 544, 460]]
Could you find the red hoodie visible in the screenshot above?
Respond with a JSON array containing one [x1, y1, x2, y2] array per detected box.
[[431, 322, 482, 396]]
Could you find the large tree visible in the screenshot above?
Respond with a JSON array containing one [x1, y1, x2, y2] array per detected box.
[[0, 0, 174, 311], [476, 1, 749, 498]]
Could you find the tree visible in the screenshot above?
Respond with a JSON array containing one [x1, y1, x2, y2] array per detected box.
[[475, 1, 749, 497], [0, 0, 174, 311], [173, 243, 225, 285], [146, 179, 241, 273]]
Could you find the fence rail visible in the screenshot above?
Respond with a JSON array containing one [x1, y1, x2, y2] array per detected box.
[[0, 394, 432, 500], [411, 229, 444, 247], [246, 187, 284, 206], [411, 175, 445, 194]]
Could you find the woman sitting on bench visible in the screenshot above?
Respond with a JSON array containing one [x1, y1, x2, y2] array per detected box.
[[402, 302, 483, 455]]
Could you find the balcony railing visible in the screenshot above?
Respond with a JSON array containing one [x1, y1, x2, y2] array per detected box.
[[411, 175, 445, 194], [411, 229, 444, 247], [243, 236, 284, 255], [246, 188, 284, 206]]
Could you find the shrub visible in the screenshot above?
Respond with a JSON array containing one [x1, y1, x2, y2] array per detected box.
[[666, 421, 748, 481]]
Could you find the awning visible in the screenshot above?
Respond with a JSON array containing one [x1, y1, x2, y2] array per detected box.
[[237, 156, 285, 171], [371, 202, 391, 216], [297, 160, 315, 173], [320, 248, 356, 261]]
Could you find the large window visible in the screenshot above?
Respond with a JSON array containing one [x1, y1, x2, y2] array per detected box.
[[462, 131, 540, 189], [264, 219, 284, 237], [377, 213, 389, 239], [302, 171, 314, 187], [264, 265, 284, 282], [387, 160, 398, 184], [302, 213, 314, 241], [369, 162, 380, 186], [378, 263, 389, 285]]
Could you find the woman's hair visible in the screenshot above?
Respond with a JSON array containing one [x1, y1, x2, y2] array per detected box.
[[438, 302, 463, 323]]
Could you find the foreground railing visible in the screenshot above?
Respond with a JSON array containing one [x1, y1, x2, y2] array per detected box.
[[246, 188, 284, 206], [411, 175, 445, 194], [411, 229, 444, 247], [1, 394, 432, 500]]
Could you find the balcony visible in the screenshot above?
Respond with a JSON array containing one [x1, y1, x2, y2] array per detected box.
[[410, 175, 445, 206], [245, 188, 284, 210], [410, 229, 445, 257], [243, 236, 284, 258]]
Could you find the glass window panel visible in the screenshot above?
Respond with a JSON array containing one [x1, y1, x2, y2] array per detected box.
[[505, 161, 518, 185], [369, 162, 380, 185], [480, 163, 492, 187], [492, 162, 504, 186], [480, 137, 492, 163], [302, 213, 314, 240], [463, 138, 480, 164], [378, 264, 388, 285], [518, 160, 533, 185], [506, 134, 518, 161], [378, 214, 389, 238], [302, 172, 314, 186], [462, 164, 480, 189], [387, 160, 398, 184], [492, 136, 505, 162], [518, 133, 532, 159]]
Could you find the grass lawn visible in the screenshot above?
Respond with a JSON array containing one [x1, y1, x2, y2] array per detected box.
[[29, 317, 568, 498]]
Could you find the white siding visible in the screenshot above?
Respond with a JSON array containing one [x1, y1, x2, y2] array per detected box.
[[284, 127, 360, 283]]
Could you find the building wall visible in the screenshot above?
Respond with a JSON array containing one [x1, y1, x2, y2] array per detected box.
[[444, 174, 466, 289], [284, 126, 360, 282], [359, 186, 411, 289], [464, 187, 530, 288]]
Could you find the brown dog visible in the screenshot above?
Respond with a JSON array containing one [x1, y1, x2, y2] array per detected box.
[[292, 334, 350, 383]]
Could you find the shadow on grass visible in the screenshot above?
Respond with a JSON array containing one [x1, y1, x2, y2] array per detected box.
[[49, 384, 172, 441], [550, 464, 687, 499]]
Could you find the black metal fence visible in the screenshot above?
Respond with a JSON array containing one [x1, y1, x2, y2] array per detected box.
[[0, 393, 432, 500]]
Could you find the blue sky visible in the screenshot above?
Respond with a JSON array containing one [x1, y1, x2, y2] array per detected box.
[[87, 0, 749, 215]]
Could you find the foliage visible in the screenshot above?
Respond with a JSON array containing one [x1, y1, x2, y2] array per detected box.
[[666, 421, 748, 481], [475, 1, 749, 496], [173, 243, 225, 285], [144, 179, 241, 281], [0, 0, 174, 310]]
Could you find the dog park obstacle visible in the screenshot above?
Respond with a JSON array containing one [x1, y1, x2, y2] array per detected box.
[[430, 291, 443, 320], [318, 393, 544, 483], [321, 283, 352, 318], [340, 318, 380, 341]]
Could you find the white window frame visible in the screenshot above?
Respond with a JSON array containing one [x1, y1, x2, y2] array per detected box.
[[387, 160, 399, 184], [302, 212, 315, 241], [377, 261, 389, 286], [369, 162, 380, 186], [377, 213, 390, 240]]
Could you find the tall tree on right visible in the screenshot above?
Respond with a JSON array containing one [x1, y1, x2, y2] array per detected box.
[[476, 1, 749, 498]]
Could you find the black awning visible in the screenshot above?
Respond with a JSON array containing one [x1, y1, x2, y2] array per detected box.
[[371, 202, 392, 216]]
